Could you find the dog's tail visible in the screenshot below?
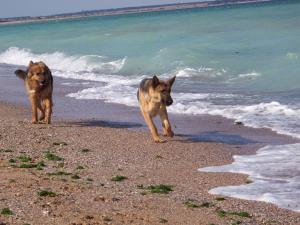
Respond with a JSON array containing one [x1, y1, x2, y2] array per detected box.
[[15, 70, 27, 80]]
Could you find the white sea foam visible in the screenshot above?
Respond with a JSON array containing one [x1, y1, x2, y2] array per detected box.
[[169, 100, 300, 139], [0, 47, 126, 74], [51, 70, 144, 85], [227, 71, 261, 82], [238, 71, 261, 78], [199, 143, 300, 212], [286, 52, 298, 60], [67, 85, 138, 107], [174, 67, 226, 78], [61, 82, 92, 86]]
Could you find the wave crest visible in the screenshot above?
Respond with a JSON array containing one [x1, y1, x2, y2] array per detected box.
[[0, 47, 126, 74], [174, 67, 226, 78]]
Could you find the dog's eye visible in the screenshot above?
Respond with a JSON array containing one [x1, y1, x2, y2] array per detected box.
[[162, 90, 170, 94]]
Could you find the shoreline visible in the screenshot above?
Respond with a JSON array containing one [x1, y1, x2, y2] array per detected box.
[[0, 64, 296, 145], [1, 66, 300, 224], [0, 0, 272, 26]]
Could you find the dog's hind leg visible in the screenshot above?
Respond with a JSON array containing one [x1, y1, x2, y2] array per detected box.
[[159, 107, 174, 138], [141, 109, 163, 143]]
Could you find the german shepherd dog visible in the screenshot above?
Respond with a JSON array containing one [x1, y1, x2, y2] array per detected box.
[[137, 75, 176, 143], [15, 61, 53, 124]]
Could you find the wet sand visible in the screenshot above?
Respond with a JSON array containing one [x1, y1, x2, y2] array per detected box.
[[0, 64, 299, 224]]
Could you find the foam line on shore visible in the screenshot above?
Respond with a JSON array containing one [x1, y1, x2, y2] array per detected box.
[[199, 143, 300, 212]]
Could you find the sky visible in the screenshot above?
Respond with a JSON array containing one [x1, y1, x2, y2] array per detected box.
[[0, 0, 208, 18]]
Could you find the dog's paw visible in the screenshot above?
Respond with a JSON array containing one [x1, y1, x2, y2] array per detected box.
[[44, 119, 51, 124], [163, 130, 174, 138], [153, 136, 165, 143], [39, 116, 45, 121], [168, 130, 174, 138]]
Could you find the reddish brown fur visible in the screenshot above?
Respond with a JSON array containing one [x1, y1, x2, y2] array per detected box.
[[15, 61, 53, 124], [137, 75, 176, 143]]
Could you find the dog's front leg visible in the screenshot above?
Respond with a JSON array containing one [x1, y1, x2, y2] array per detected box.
[[29, 95, 38, 124], [44, 97, 52, 124], [159, 107, 174, 137], [141, 110, 163, 143], [37, 101, 45, 122]]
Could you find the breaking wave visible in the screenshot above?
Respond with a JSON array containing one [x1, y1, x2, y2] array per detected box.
[[0, 47, 126, 74]]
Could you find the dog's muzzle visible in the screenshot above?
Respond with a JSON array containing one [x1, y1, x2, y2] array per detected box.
[[165, 99, 173, 106], [39, 80, 47, 86]]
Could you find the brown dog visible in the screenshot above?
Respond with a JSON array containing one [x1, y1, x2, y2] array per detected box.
[[137, 75, 176, 143], [15, 61, 53, 124]]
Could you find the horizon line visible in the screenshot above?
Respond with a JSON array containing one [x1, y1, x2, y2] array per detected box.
[[0, 0, 273, 24]]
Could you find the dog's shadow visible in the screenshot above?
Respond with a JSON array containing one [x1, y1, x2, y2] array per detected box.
[[176, 131, 258, 145], [65, 121, 257, 145], [71, 119, 143, 129]]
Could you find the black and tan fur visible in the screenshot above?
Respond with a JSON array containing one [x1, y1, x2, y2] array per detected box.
[[15, 61, 53, 124], [137, 75, 176, 143]]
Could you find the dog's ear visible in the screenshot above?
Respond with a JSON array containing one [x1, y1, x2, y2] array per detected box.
[[168, 76, 176, 87], [152, 75, 159, 88], [29, 61, 34, 66], [15, 69, 27, 80], [38, 61, 46, 67]]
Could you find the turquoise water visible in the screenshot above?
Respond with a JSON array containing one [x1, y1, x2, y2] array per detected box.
[[0, 0, 300, 212], [1, 1, 300, 91]]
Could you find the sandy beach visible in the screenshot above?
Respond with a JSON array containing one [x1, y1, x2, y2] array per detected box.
[[0, 76, 299, 224]]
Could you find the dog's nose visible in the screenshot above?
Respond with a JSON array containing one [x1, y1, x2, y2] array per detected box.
[[166, 99, 173, 106]]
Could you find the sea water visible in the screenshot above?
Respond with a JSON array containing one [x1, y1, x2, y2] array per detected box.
[[0, 0, 299, 211]]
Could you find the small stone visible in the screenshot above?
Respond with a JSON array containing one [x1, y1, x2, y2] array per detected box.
[[235, 121, 244, 125], [42, 210, 50, 216], [112, 197, 120, 202], [94, 196, 105, 202], [85, 215, 94, 220]]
